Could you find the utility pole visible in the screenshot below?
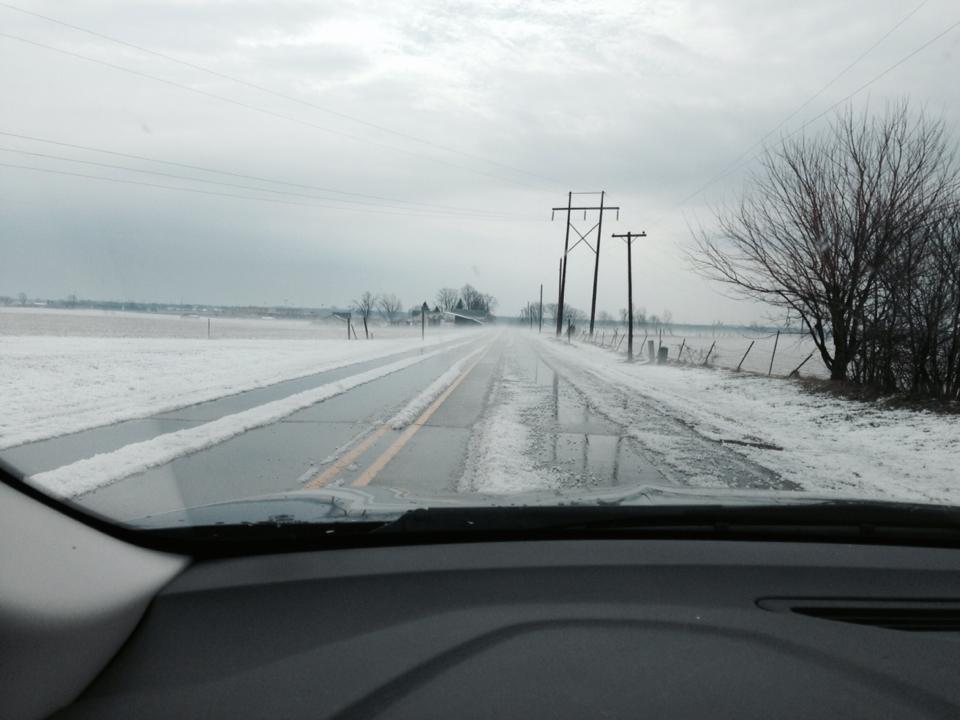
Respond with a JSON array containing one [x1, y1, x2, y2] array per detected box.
[[588, 191, 605, 336], [551, 191, 619, 337], [556, 256, 563, 334], [538, 283, 543, 333], [612, 230, 647, 362], [555, 192, 572, 336]]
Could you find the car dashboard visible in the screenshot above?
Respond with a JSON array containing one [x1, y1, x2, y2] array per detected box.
[[3, 480, 960, 720]]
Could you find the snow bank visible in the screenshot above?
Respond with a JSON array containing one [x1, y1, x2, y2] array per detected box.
[[0, 331, 472, 449], [29, 341, 474, 497], [536, 336, 960, 504]]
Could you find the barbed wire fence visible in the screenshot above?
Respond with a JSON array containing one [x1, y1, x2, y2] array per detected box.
[[574, 324, 829, 379]]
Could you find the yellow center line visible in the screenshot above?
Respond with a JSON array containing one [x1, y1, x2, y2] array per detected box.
[[303, 423, 392, 489], [352, 345, 492, 488]]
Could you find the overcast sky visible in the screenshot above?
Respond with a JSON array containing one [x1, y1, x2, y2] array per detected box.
[[2, 0, 959, 323]]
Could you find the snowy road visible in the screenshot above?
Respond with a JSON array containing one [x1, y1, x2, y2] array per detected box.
[[8, 327, 960, 519]]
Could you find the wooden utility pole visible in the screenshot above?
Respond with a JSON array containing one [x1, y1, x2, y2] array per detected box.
[[556, 255, 565, 334], [556, 192, 572, 336], [612, 230, 647, 361], [538, 283, 544, 333]]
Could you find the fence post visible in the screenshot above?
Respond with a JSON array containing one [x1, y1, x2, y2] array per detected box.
[[678, 338, 686, 363], [789, 351, 815, 377], [703, 340, 716, 366], [736, 340, 755, 372], [768, 330, 780, 376]]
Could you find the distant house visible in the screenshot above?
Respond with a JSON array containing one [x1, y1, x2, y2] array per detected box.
[[447, 297, 494, 324], [410, 304, 443, 325], [444, 309, 487, 325]]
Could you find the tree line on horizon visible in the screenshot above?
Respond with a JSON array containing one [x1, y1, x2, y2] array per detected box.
[[351, 284, 498, 338]]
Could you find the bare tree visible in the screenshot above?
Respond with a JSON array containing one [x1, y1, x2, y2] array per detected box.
[[436, 287, 459, 313], [691, 102, 959, 382], [871, 202, 960, 397], [352, 291, 377, 338], [619, 305, 642, 324], [662, 309, 673, 334], [519, 301, 539, 323], [377, 293, 403, 324], [460, 284, 485, 312], [17, 292, 27, 306], [544, 303, 580, 325], [566, 306, 585, 325], [452, 284, 497, 316]]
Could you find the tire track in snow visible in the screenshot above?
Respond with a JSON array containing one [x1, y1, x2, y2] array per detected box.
[[458, 337, 553, 494]]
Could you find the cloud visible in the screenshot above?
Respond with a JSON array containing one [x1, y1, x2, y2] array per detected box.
[[1, 0, 958, 322]]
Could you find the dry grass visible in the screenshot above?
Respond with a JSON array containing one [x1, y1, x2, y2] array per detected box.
[[795, 376, 960, 415]]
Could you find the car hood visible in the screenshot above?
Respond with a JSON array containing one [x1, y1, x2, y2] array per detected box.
[[127, 482, 876, 529]]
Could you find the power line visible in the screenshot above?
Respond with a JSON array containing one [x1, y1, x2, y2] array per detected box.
[[0, 1, 563, 188], [766, 0, 930, 138], [0, 161, 539, 221], [671, 1, 949, 211], [0, 129, 518, 217], [0, 146, 534, 221], [781, 16, 960, 140], [0, 31, 549, 191]]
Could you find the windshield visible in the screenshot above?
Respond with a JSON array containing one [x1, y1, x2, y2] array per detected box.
[[2, 0, 959, 534]]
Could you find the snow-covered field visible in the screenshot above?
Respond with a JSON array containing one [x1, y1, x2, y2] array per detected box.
[[536, 336, 960, 505], [0, 308, 470, 449], [0, 306, 416, 340]]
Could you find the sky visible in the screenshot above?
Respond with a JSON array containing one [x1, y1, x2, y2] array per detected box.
[[1, 0, 959, 323]]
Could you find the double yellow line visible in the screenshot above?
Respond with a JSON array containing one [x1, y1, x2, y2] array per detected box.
[[305, 345, 489, 490]]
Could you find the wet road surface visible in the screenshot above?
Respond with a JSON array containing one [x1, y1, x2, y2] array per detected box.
[[10, 330, 789, 520]]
